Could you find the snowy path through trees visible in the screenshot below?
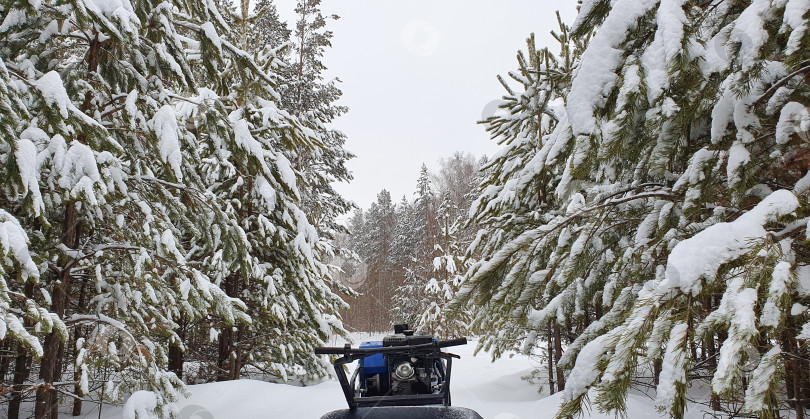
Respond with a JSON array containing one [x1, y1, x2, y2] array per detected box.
[[81, 335, 712, 419]]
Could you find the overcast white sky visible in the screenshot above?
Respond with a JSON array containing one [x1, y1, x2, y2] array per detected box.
[[273, 1, 578, 209]]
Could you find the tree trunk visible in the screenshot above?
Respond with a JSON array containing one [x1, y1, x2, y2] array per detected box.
[[785, 317, 806, 419], [51, 339, 67, 418], [708, 333, 721, 411], [169, 315, 186, 381], [802, 360, 810, 416], [706, 333, 722, 412], [653, 358, 662, 387], [784, 327, 800, 417], [217, 327, 234, 382], [9, 280, 34, 419], [703, 296, 721, 412], [37, 203, 82, 418], [39, 299, 66, 419], [786, 348, 796, 410], [0, 339, 11, 380], [233, 327, 243, 380], [80, 31, 100, 114], [72, 278, 88, 416], [795, 361, 805, 419], [217, 274, 240, 381], [553, 323, 565, 392], [8, 342, 31, 419], [547, 321, 555, 395], [35, 26, 98, 418], [169, 342, 184, 380], [37, 328, 64, 417]]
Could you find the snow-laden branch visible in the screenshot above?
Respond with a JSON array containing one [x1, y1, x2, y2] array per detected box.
[[753, 61, 810, 107], [458, 188, 675, 303]]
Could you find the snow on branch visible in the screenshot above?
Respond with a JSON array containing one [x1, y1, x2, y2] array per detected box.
[[658, 189, 799, 297]]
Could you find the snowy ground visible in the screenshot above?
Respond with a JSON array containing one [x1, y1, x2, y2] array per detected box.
[[62, 334, 716, 418]]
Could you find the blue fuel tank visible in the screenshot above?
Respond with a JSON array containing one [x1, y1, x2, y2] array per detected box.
[[358, 341, 386, 375]]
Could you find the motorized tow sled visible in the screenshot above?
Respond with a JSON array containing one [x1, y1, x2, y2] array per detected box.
[[315, 325, 483, 419]]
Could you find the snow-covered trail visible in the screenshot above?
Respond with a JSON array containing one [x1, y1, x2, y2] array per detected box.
[[73, 337, 710, 418]]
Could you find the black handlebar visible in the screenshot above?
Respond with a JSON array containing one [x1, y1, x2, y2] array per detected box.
[[437, 337, 467, 348], [315, 337, 467, 355], [314, 345, 348, 355]]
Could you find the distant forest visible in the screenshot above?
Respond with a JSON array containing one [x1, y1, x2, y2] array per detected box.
[[334, 152, 481, 336]]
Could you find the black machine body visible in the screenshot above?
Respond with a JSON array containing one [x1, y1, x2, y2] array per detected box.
[[314, 325, 482, 419]]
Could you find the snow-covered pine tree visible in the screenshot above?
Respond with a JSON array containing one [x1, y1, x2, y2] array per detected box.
[[0, 53, 63, 419], [454, 2, 810, 418], [449, 22, 579, 398], [390, 196, 422, 326], [163, 0, 350, 384], [277, 0, 354, 243], [339, 208, 382, 331], [418, 197, 470, 339], [434, 152, 480, 233], [240, 0, 357, 356], [358, 190, 397, 331], [0, 0, 256, 416], [417, 153, 481, 338], [414, 165, 439, 258], [249, 0, 291, 53], [1, 0, 349, 416], [389, 166, 439, 329]]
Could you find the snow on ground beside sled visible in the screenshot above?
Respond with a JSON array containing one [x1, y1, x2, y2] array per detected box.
[[82, 335, 711, 418]]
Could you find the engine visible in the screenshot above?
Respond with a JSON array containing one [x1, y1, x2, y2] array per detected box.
[[358, 325, 445, 397]]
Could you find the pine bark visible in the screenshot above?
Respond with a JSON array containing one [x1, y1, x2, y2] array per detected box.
[[708, 334, 721, 411], [168, 343, 184, 380], [71, 278, 88, 416], [233, 327, 243, 380], [785, 334, 796, 409], [217, 273, 240, 381], [9, 281, 34, 419], [0, 339, 10, 382], [9, 343, 31, 419], [553, 323, 565, 392], [653, 358, 662, 387], [547, 321, 555, 395], [784, 317, 806, 419], [704, 297, 721, 412], [37, 203, 81, 417], [36, 28, 98, 418], [36, 285, 65, 417], [169, 316, 186, 380], [794, 361, 805, 419]]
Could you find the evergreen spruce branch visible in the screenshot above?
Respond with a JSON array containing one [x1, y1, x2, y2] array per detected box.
[[49, 243, 142, 272], [594, 301, 662, 416], [456, 190, 673, 311], [752, 61, 810, 107], [39, 2, 95, 44], [97, 94, 130, 113], [2, 65, 40, 89], [98, 104, 127, 120], [132, 175, 218, 211], [65, 314, 138, 344], [772, 218, 808, 239], [570, 0, 611, 38], [468, 2, 810, 417], [42, 32, 93, 46], [690, 0, 731, 29]]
